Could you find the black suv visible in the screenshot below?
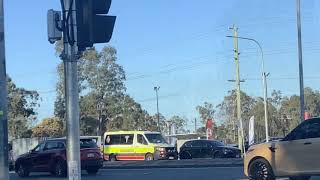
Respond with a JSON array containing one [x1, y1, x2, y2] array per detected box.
[[15, 138, 103, 177], [179, 140, 241, 159]]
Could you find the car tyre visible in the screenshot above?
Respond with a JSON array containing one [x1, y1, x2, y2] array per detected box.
[[179, 152, 191, 159], [289, 176, 311, 180], [17, 164, 29, 177], [213, 151, 224, 158], [87, 168, 99, 175], [145, 153, 154, 161], [109, 154, 117, 162], [248, 158, 275, 180], [54, 160, 67, 177]]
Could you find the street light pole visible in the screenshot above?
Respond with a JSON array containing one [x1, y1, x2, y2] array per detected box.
[[154, 86, 160, 131], [0, 0, 9, 179], [296, 0, 305, 122], [226, 35, 270, 142]]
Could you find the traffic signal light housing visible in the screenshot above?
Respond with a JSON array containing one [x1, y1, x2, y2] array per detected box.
[[76, 0, 116, 51]]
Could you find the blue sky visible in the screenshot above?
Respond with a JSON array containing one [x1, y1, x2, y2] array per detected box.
[[4, 0, 320, 129]]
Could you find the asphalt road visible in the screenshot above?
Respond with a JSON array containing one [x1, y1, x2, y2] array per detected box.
[[9, 167, 320, 180]]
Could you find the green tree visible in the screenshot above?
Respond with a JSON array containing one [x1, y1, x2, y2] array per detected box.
[[168, 116, 187, 134], [196, 102, 215, 125], [79, 93, 99, 136], [7, 77, 39, 139], [249, 98, 278, 141], [32, 117, 63, 138], [216, 90, 255, 143], [53, 43, 156, 134]]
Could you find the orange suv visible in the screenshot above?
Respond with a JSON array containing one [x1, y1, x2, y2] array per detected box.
[[244, 118, 320, 180]]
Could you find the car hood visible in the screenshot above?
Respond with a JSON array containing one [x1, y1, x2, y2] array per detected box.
[[247, 141, 277, 152], [17, 152, 31, 159], [218, 146, 240, 151]]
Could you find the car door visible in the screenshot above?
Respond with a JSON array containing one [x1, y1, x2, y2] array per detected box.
[[29, 142, 46, 171], [200, 141, 212, 158], [300, 119, 320, 174], [134, 134, 150, 160], [275, 119, 319, 175], [37, 141, 60, 170], [190, 140, 202, 158]]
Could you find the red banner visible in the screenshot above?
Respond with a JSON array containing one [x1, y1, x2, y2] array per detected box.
[[206, 119, 214, 139], [304, 112, 310, 120]]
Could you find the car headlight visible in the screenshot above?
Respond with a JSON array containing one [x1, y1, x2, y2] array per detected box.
[[156, 147, 166, 152], [223, 149, 233, 154]]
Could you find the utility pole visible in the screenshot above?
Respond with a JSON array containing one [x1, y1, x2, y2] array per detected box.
[[62, 0, 81, 179], [0, 0, 9, 179], [296, 0, 305, 122], [229, 25, 244, 155], [194, 118, 197, 133], [226, 35, 269, 143], [154, 86, 160, 131]]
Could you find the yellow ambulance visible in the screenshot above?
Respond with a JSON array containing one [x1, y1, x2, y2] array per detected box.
[[103, 131, 178, 161]]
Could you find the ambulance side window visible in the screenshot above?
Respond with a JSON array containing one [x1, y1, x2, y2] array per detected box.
[[137, 134, 148, 145]]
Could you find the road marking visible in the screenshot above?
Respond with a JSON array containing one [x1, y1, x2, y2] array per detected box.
[[237, 178, 289, 180], [100, 166, 244, 171]]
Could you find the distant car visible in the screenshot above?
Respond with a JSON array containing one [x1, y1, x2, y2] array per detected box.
[[179, 140, 241, 159], [244, 118, 320, 180], [15, 138, 103, 177]]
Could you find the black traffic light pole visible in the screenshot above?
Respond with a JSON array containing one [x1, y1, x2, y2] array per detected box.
[[61, 0, 82, 179], [48, 1, 116, 179]]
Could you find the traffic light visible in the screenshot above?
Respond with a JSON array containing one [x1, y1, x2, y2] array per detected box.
[[76, 0, 116, 51]]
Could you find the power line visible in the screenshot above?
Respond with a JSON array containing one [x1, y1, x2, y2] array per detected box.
[[127, 55, 234, 81], [245, 76, 320, 81]]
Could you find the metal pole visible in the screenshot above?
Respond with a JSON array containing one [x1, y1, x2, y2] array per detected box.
[[154, 87, 160, 131], [262, 73, 269, 142], [296, 0, 305, 122], [194, 118, 197, 133], [63, 0, 81, 179], [0, 0, 9, 178]]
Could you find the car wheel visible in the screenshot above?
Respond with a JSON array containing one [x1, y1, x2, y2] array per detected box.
[[109, 154, 117, 162], [289, 176, 311, 180], [248, 158, 275, 180], [145, 153, 154, 161], [213, 152, 224, 158], [180, 152, 191, 159], [17, 164, 29, 177], [54, 161, 67, 177], [87, 168, 99, 175]]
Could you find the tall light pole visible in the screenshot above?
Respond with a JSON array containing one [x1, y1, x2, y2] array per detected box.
[[296, 0, 305, 122], [0, 0, 9, 179], [154, 86, 160, 131], [227, 35, 270, 142]]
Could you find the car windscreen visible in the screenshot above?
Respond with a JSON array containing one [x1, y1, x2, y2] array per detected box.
[[80, 139, 98, 149], [145, 134, 167, 144]]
